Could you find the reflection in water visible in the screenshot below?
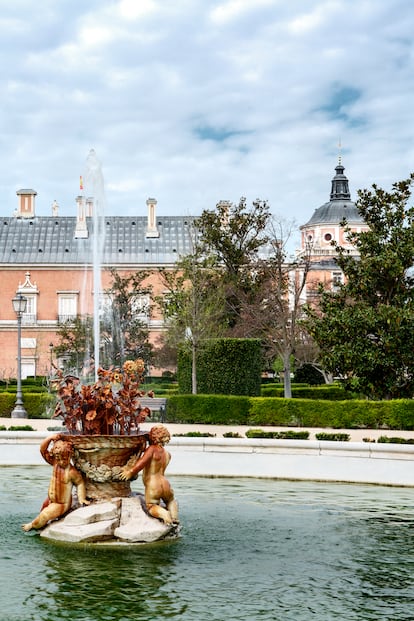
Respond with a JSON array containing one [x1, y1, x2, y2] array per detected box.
[[1, 467, 414, 621], [27, 541, 182, 620]]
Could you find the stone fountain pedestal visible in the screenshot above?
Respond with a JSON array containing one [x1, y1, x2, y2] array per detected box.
[[40, 494, 180, 544], [39, 433, 180, 544]]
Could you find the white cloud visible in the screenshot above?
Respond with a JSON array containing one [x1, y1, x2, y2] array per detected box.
[[119, 0, 159, 20], [210, 0, 275, 24], [0, 0, 413, 250], [287, 1, 340, 34]]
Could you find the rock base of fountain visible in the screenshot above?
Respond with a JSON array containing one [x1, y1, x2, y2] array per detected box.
[[40, 494, 180, 544]]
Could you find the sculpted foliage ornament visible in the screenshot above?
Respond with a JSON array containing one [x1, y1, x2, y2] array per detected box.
[[52, 358, 153, 435]]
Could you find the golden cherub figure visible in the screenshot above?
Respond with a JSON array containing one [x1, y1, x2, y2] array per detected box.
[[22, 434, 89, 532], [120, 425, 179, 525]]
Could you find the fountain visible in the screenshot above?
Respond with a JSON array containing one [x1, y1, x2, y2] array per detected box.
[[23, 360, 179, 543], [83, 149, 106, 380], [21, 360, 180, 544]]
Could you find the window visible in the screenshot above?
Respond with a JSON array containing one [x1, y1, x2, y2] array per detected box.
[[17, 272, 38, 324], [324, 233, 332, 242], [58, 294, 78, 323], [21, 359, 36, 379], [21, 295, 37, 325], [132, 294, 150, 320], [332, 271, 343, 291]]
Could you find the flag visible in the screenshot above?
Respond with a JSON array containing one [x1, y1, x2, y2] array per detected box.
[[80, 175, 84, 191]]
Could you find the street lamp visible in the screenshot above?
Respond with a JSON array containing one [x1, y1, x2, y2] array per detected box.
[[11, 292, 28, 418]]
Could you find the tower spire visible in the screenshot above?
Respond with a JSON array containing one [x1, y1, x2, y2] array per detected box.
[[330, 157, 351, 201]]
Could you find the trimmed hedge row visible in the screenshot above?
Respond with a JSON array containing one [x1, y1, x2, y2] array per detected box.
[[245, 429, 310, 439], [0, 392, 55, 419], [166, 394, 251, 425], [0, 377, 48, 387], [166, 395, 414, 430], [0, 385, 50, 394], [260, 385, 360, 400]]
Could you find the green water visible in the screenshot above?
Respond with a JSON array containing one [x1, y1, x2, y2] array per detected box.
[[1, 467, 413, 620]]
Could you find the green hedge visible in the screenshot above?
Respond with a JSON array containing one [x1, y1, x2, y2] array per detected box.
[[167, 394, 251, 424], [178, 338, 262, 396], [315, 432, 350, 441], [166, 395, 414, 429], [0, 385, 50, 394], [377, 436, 414, 444], [260, 385, 360, 400], [245, 429, 310, 439], [0, 392, 56, 419]]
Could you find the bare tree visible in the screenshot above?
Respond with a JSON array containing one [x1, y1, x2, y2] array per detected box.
[[233, 217, 313, 397], [156, 223, 226, 394]]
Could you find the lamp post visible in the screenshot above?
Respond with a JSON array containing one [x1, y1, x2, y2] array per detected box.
[[11, 293, 28, 418], [49, 342, 54, 370]]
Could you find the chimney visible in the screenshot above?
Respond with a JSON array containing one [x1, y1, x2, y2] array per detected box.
[[16, 189, 37, 218], [86, 197, 94, 217], [146, 197, 159, 238], [74, 195, 88, 238]]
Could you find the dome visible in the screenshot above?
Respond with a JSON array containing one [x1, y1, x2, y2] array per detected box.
[[301, 162, 365, 228]]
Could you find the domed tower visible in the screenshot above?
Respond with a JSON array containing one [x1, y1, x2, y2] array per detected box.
[[300, 160, 367, 260]]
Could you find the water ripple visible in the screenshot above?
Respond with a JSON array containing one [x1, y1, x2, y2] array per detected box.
[[1, 468, 413, 620]]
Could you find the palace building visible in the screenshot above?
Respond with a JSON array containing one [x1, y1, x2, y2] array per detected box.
[[0, 160, 365, 379], [0, 192, 194, 378]]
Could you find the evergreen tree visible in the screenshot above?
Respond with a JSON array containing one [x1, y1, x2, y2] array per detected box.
[[196, 197, 271, 329], [305, 174, 414, 399]]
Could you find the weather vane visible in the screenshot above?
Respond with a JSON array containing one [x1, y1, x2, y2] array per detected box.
[[338, 138, 342, 165]]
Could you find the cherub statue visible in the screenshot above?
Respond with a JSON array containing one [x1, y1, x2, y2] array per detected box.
[[22, 434, 89, 532], [120, 424, 179, 525]]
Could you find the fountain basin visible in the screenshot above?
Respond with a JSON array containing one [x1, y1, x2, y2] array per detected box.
[[2, 432, 414, 486]]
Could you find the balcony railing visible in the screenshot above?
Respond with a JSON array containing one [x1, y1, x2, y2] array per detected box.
[[58, 314, 77, 324], [21, 314, 37, 325]]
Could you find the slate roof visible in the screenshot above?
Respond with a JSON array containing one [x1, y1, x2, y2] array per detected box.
[[0, 215, 196, 265], [304, 201, 362, 226]]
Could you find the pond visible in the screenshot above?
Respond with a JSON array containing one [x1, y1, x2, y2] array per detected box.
[[1, 467, 413, 620]]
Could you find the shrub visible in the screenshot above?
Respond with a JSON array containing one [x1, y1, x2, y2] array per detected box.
[[7, 425, 35, 431], [246, 429, 309, 440], [377, 436, 414, 445], [315, 433, 350, 442], [223, 431, 242, 438], [0, 392, 17, 416], [173, 432, 216, 437], [0, 391, 57, 419], [293, 364, 326, 385]]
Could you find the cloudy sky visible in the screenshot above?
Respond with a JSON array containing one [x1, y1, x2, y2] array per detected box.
[[1, 0, 413, 247]]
